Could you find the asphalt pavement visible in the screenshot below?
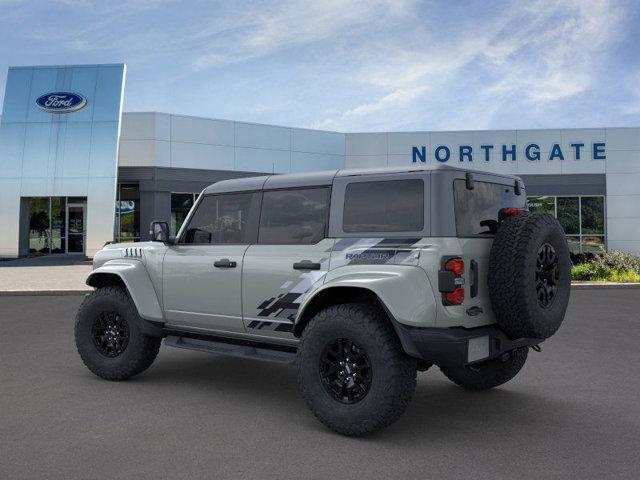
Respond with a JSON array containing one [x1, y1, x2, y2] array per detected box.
[[1, 289, 639, 480]]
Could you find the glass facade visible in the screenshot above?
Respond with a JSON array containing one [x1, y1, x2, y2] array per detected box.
[[527, 195, 606, 255], [114, 184, 141, 242], [171, 193, 199, 235], [27, 197, 86, 255], [0, 64, 126, 258]]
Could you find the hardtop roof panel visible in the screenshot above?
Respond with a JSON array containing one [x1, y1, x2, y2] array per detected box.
[[263, 170, 338, 189], [202, 165, 522, 194], [203, 175, 270, 194]]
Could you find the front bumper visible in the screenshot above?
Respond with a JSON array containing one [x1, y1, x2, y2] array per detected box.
[[395, 323, 543, 367]]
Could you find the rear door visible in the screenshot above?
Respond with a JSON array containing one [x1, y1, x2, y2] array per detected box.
[[451, 178, 527, 323], [162, 191, 261, 332], [242, 187, 333, 339]]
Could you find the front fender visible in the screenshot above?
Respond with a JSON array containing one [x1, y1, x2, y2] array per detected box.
[[296, 265, 438, 328], [87, 260, 164, 322]]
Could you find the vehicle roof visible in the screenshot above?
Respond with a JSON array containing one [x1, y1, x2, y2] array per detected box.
[[201, 164, 521, 194]]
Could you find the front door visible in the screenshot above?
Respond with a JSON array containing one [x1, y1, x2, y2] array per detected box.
[[162, 191, 261, 332], [242, 187, 333, 340], [66, 202, 86, 254]]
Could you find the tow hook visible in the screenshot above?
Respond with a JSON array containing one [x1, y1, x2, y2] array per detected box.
[[531, 344, 542, 353]]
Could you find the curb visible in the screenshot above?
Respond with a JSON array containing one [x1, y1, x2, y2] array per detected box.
[[571, 282, 640, 289], [0, 289, 92, 296]]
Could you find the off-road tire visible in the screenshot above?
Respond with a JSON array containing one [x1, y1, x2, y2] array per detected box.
[[296, 304, 417, 436], [488, 212, 571, 339], [75, 286, 161, 381], [440, 347, 528, 390]]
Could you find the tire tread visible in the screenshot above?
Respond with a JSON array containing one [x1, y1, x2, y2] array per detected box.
[[296, 304, 416, 436], [75, 286, 161, 381]]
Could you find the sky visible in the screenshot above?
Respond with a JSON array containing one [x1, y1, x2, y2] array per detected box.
[[0, 0, 639, 132]]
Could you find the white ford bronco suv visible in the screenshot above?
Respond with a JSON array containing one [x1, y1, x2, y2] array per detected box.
[[75, 165, 571, 436]]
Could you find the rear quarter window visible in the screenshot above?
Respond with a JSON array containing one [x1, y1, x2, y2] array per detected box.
[[343, 179, 424, 233], [453, 179, 526, 236]]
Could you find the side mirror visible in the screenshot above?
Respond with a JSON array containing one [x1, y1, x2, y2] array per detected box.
[[149, 221, 170, 243]]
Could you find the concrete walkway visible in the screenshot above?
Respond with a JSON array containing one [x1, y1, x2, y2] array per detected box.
[[0, 256, 92, 295]]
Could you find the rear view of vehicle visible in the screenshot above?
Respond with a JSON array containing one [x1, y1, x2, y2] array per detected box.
[[409, 169, 571, 390]]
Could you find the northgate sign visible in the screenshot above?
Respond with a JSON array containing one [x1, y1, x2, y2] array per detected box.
[[412, 142, 606, 163]]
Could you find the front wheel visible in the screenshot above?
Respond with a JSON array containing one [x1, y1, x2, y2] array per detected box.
[[440, 347, 529, 391], [75, 286, 161, 381], [296, 304, 417, 436]]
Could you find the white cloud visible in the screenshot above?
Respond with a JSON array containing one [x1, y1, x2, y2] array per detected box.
[[314, 0, 625, 130], [191, 0, 412, 69], [482, 0, 621, 103], [1, 0, 631, 130], [313, 85, 428, 130]]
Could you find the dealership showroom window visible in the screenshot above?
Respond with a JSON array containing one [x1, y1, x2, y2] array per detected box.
[[527, 195, 606, 255]]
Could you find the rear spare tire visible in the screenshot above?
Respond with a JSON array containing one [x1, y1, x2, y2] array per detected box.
[[487, 212, 570, 339]]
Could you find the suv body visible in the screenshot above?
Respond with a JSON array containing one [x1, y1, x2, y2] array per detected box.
[[91, 165, 528, 363], [78, 165, 567, 435]]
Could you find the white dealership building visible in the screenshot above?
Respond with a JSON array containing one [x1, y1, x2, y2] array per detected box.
[[1, 63, 639, 258]]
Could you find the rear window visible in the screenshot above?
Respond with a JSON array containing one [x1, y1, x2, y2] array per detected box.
[[343, 179, 424, 233], [453, 179, 525, 236]]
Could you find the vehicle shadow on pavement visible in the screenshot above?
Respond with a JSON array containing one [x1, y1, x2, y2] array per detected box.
[[117, 348, 583, 442]]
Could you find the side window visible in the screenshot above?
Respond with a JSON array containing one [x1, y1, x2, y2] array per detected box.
[[181, 192, 257, 244], [453, 180, 526, 236], [259, 188, 330, 244], [343, 179, 424, 233]]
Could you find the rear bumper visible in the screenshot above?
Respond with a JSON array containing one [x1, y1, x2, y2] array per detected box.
[[395, 323, 543, 367]]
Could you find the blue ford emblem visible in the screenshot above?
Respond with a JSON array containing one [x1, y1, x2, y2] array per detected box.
[[35, 92, 87, 114]]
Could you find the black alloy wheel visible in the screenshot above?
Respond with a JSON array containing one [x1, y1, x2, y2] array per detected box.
[[91, 311, 130, 357], [535, 243, 559, 308], [320, 338, 372, 404]]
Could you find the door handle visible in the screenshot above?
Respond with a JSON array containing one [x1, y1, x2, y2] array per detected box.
[[293, 260, 321, 270], [214, 258, 237, 268]]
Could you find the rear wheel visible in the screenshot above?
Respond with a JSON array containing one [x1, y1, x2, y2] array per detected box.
[[296, 304, 417, 436], [440, 347, 528, 391], [75, 286, 161, 381]]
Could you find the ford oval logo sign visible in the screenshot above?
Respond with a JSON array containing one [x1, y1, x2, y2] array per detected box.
[[35, 92, 87, 114]]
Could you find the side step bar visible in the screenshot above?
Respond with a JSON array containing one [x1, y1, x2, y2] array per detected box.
[[164, 335, 297, 365]]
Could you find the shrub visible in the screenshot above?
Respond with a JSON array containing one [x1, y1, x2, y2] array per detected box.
[[571, 250, 640, 282], [571, 263, 596, 281]]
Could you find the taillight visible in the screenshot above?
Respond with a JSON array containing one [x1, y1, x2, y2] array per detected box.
[[502, 208, 526, 216], [438, 256, 465, 305], [444, 258, 465, 276], [498, 208, 527, 222], [445, 288, 465, 305]]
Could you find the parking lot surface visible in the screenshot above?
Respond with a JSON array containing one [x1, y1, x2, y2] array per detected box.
[[1, 289, 639, 480]]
